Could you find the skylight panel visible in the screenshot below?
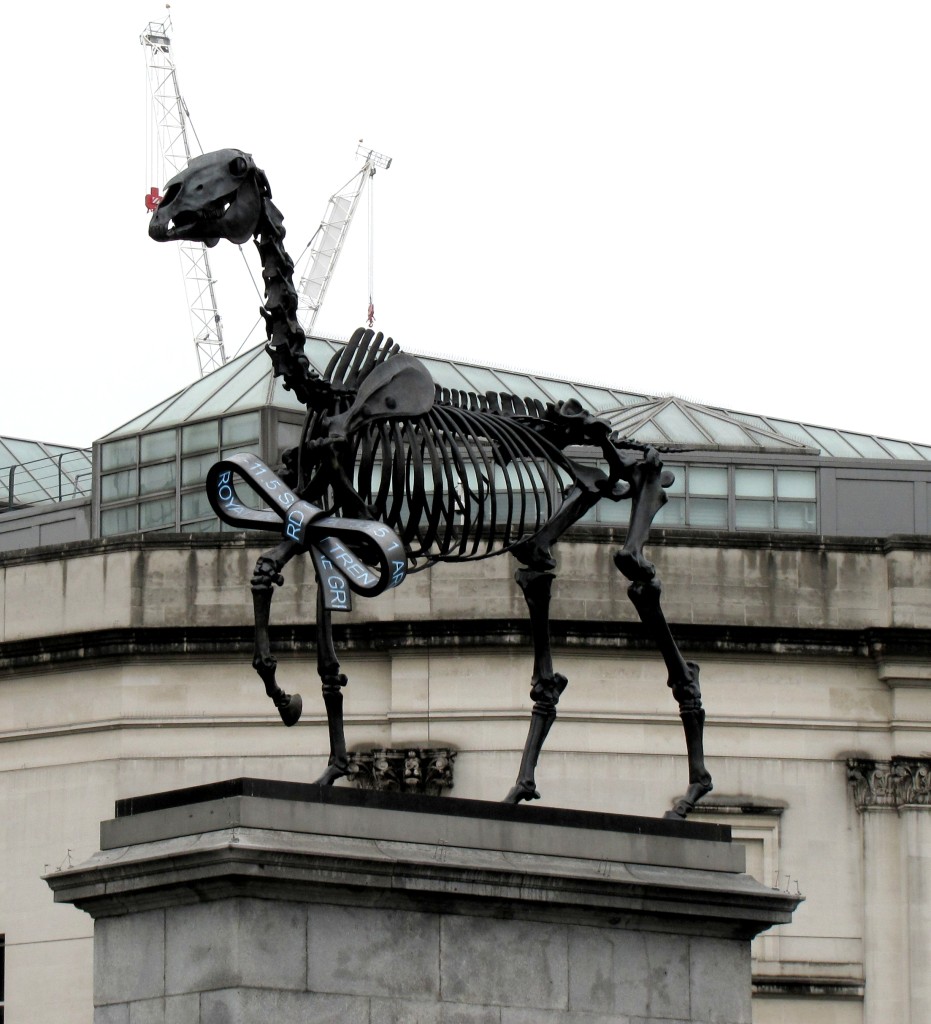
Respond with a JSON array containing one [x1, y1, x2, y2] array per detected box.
[[744, 428, 808, 450], [228, 376, 274, 414], [102, 347, 271, 439], [420, 360, 479, 394], [839, 432, 892, 459], [624, 421, 668, 444], [653, 403, 709, 443], [169, 350, 270, 422], [270, 376, 308, 411], [690, 409, 754, 446], [805, 427, 862, 458], [457, 364, 514, 395], [765, 419, 825, 451], [1, 438, 47, 463], [878, 438, 921, 460], [726, 412, 771, 431], [537, 381, 592, 406], [573, 385, 635, 413], [607, 403, 656, 436], [102, 394, 181, 439], [305, 337, 343, 375], [490, 370, 563, 405]]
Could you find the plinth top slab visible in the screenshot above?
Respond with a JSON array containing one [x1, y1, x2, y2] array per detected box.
[[114, 777, 730, 839], [103, 777, 735, 876], [47, 779, 801, 940]]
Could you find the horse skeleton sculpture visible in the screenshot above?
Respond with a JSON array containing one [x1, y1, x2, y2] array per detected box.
[[149, 149, 713, 818]]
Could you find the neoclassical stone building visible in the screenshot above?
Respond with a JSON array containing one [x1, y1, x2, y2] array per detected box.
[[1, 338, 929, 1023]]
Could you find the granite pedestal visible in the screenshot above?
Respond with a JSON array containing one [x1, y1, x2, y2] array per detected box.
[[47, 779, 800, 1024]]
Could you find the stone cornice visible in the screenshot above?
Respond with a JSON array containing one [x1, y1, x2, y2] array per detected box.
[[5, 525, 931, 571], [4, 622, 931, 675], [847, 757, 931, 810]]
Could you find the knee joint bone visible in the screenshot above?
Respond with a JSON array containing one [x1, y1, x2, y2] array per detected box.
[[251, 556, 285, 591], [530, 673, 568, 707]]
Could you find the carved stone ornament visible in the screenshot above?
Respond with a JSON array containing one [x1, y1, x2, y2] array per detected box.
[[347, 747, 456, 797], [847, 757, 931, 810]]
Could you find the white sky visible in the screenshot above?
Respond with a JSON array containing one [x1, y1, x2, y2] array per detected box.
[[2, 1, 929, 449]]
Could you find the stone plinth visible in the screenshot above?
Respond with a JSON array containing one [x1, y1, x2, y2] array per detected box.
[[47, 779, 800, 1024]]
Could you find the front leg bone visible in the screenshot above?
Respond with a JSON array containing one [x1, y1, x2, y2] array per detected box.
[[313, 589, 351, 786], [251, 539, 303, 727]]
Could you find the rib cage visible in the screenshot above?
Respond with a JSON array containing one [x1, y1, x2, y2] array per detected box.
[[348, 410, 575, 565], [303, 330, 593, 567]]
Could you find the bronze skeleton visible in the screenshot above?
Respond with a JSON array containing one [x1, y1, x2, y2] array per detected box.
[[149, 148, 712, 818]]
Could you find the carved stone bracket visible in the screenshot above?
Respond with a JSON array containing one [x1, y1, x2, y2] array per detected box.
[[847, 757, 931, 810], [347, 747, 456, 796]]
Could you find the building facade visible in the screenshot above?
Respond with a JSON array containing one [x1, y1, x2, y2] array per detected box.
[[1, 339, 929, 1023]]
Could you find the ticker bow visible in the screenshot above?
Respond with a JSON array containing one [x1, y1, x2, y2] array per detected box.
[[207, 454, 407, 610]]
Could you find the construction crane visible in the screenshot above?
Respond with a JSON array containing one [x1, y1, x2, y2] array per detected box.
[[141, 19, 391, 361], [141, 15, 227, 376], [296, 143, 392, 335]]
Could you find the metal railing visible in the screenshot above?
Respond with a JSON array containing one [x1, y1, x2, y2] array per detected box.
[[1, 450, 93, 511]]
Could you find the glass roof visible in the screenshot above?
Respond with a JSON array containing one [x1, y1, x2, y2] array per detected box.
[[607, 398, 816, 453], [0, 435, 93, 507], [98, 336, 931, 462], [0, 436, 91, 469]]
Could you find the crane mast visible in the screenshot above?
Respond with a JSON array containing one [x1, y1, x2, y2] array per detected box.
[[141, 17, 227, 376], [297, 144, 392, 334]]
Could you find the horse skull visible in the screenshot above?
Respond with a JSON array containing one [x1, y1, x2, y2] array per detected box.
[[148, 148, 263, 247]]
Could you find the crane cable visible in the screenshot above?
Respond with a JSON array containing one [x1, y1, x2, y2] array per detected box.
[[366, 168, 376, 327]]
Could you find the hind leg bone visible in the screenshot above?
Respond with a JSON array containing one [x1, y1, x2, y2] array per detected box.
[[504, 485, 601, 804], [610, 451, 712, 817], [614, 447, 674, 583], [622, 578, 712, 818], [504, 565, 568, 804]]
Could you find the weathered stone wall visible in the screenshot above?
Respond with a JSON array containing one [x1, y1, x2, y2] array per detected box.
[[2, 529, 930, 641]]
